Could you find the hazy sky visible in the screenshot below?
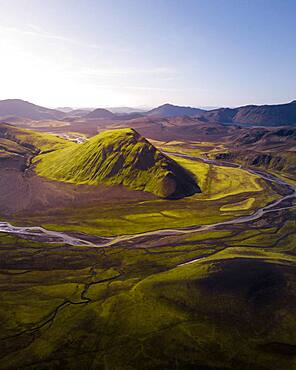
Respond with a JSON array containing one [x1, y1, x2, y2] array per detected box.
[[0, 0, 295, 108]]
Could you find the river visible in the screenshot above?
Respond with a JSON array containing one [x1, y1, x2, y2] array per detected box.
[[0, 153, 295, 248]]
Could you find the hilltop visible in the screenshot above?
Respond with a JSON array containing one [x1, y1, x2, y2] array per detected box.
[[86, 108, 117, 119], [35, 128, 200, 198]]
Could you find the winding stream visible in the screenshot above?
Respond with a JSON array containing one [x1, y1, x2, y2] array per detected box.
[[0, 154, 295, 248]]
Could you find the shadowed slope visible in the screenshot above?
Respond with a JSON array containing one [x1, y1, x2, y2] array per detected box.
[[35, 128, 200, 198]]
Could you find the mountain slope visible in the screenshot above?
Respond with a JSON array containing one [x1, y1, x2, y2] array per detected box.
[[0, 122, 70, 152], [0, 99, 64, 120], [201, 100, 296, 126], [146, 103, 204, 118], [35, 128, 200, 198]]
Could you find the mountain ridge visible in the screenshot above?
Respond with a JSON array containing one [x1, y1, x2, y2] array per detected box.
[[200, 100, 296, 126], [1, 99, 296, 127]]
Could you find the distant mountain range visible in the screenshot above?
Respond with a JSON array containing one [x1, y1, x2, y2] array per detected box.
[[0, 99, 295, 126], [199, 101, 296, 126]]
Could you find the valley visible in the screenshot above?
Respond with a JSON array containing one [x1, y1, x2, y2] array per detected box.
[[1, 2, 296, 368], [0, 100, 295, 370]]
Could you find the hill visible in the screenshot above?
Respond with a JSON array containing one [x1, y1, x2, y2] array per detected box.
[[0, 99, 64, 120], [35, 128, 200, 198], [86, 107, 143, 121], [0, 122, 70, 152], [86, 108, 117, 119], [146, 103, 204, 118], [201, 100, 296, 126]]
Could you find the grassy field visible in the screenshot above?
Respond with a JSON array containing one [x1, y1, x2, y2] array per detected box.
[[0, 207, 295, 370]]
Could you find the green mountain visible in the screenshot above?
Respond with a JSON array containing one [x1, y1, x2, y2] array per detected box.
[[35, 128, 200, 198]]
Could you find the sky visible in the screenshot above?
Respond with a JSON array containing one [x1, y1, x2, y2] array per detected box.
[[0, 0, 295, 109]]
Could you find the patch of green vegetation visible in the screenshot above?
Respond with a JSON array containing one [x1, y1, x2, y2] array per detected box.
[[220, 197, 255, 211], [154, 139, 227, 158], [184, 229, 233, 242], [16, 130, 72, 152], [172, 155, 263, 199], [0, 122, 71, 153]]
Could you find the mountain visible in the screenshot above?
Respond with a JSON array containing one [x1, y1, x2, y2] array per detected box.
[[86, 108, 116, 119], [209, 125, 296, 180], [201, 100, 296, 126], [35, 128, 200, 198], [146, 103, 205, 118], [108, 107, 146, 114], [0, 99, 64, 120], [232, 126, 296, 148], [86, 107, 143, 121]]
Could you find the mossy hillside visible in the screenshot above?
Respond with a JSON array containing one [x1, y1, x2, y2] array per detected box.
[[35, 128, 200, 198], [15, 130, 70, 152], [0, 122, 71, 153], [0, 138, 31, 155]]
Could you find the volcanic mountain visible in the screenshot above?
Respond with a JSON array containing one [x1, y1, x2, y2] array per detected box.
[[35, 128, 200, 198], [0, 99, 64, 120]]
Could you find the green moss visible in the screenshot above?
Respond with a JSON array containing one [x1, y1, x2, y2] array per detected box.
[[220, 197, 255, 211], [16, 131, 72, 152], [34, 128, 200, 198], [0, 215, 296, 369], [0, 122, 71, 153]]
